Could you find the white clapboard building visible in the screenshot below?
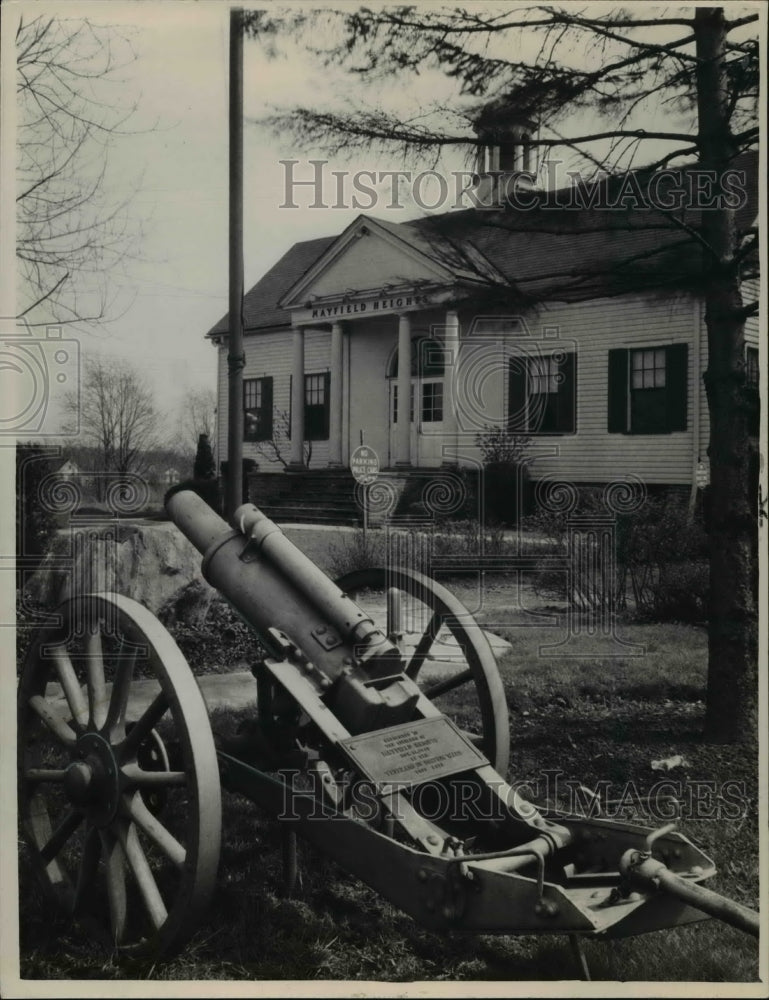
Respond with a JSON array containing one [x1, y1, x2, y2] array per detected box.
[[207, 141, 758, 521]]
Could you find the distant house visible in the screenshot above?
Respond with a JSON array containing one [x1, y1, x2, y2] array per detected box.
[[206, 141, 758, 501], [55, 459, 79, 480]]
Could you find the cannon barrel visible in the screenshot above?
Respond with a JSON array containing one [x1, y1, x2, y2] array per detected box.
[[165, 489, 400, 685], [620, 850, 760, 938]]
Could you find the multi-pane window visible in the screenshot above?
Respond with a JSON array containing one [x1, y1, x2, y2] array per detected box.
[[629, 348, 668, 434], [528, 356, 560, 396], [421, 381, 443, 423], [509, 352, 576, 434], [608, 345, 687, 435], [632, 349, 667, 389], [243, 377, 272, 441], [304, 372, 330, 440]]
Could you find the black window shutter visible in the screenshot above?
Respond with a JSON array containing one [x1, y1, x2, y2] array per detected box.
[[558, 352, 576, 432], [508, 356, 527, 432], [665, 344, 688, 431], [608, 349, 628, 433], [262, 377, 273, 440], [322, 371, 331, 439], [287, 374, 292, 440]]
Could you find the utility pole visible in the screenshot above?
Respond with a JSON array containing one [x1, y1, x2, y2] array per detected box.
[[226, 6, 245, 518]]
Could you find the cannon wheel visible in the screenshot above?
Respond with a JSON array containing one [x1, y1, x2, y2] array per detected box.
[[17, 593, 221, 957], [335, 567, 510, 775]]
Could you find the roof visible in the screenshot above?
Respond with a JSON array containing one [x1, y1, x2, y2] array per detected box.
[[207, 150, 758, 336], [208, 233, 336, 336]]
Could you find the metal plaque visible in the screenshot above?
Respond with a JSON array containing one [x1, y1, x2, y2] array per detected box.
[[341, 716, 487, 787]]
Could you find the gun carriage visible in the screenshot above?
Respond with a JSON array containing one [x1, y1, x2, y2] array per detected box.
[[18, 489, 760, 971]]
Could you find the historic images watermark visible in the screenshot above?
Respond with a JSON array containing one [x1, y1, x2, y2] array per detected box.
[[279, 158, 750, 213], [0, 318, 80, 437], [277, 768, 751, 825]]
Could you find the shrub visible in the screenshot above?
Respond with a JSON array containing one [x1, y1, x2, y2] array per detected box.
[[326, 529, 386, 578], [193, 433, 216, 480], [474, 424, 530, 465], [431, 518, 508, 557], [16, 444, 60, 590], [526, 489, 709, 623], [475, 425, 532, 526], [623, 494, 708, 622]]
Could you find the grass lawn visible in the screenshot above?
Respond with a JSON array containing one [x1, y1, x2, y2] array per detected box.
[[14, 529, 762, 986]]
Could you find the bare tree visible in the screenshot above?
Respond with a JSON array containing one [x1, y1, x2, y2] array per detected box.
[[176, 386, 217, 457], [252, 406, 313, 469], [16, 14, 148, 327], [246, 6, 760, 742], [67, 355, 159, 494]]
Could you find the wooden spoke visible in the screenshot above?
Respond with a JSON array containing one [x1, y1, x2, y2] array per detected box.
[[51, 647, 89, 727], [51, 645, 88, 728], [119, 822, 168, 930], [121, 763, 186, 787], [85, 628, 108, 729], [24, 768, 67, 784], [72, 827, 101, 914], [123, 793, 186, 867], [40, 808, 83, 864], [100, 829, 128, 946], [405, 611, 443, 679], [117, 691, 169, 763], [422, 668, 474, 700], [334, 568, 510, 775], [29, 695, 77, 746], [103, 643, 138, 739], [19, 593, 222, 956]]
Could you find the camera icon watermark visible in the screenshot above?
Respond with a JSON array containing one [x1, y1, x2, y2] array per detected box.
[[0, 317, 80, 435]]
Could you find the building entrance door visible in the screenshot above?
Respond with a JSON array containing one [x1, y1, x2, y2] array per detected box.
[[388, 377, 444, 467]]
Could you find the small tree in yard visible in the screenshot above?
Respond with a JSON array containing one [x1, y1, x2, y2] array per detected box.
[[475, 425, 532, 526], [254, 407, 313, 469], [193, 433, 216, 480]]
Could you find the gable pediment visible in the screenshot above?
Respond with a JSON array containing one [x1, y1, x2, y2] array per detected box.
[[279, 216, 455, 309]]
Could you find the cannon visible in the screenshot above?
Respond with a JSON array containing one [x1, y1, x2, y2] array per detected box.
[[17, 489, 760, 973]]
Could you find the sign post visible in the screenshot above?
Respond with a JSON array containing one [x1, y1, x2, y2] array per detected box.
[[350, 445, 379, 540]]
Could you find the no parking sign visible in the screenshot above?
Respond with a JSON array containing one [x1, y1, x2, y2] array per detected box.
[[350, 445, 379, 485]]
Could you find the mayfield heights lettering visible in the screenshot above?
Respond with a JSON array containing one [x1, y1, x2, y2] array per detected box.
[[311, 293, 427, 320]]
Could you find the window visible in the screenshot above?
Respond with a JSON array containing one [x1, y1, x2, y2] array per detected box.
[[304, 372, 330, 440], [508, 351, 576, 434], [392, 382, 415, 424], [421, 381, 443, 423], [608, 345, 687, 434], [243, 377, 272, 441]]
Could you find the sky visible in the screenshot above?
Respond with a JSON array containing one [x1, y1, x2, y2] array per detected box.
[[1, 0, 761, 443], [4, 0, 475, 442]]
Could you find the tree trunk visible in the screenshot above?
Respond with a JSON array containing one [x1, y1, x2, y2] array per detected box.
[[695, 7, 758, 742]]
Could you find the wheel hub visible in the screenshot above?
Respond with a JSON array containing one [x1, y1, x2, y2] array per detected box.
[[68, 731, 120, 826]]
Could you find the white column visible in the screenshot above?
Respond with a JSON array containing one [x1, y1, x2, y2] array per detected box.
[[289, 326, 305, 469], [396, 313, 412, 466], [329, 321, 344, 466], [442, 310, 460, 464]]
